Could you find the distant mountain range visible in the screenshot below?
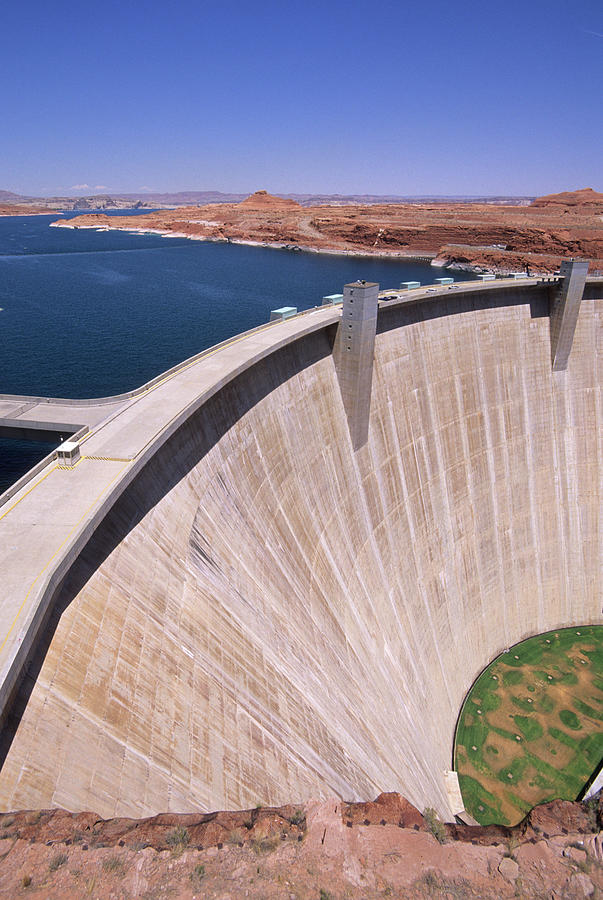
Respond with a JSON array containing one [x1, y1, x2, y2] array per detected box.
[[0, 190, 153, 211], [110, 191, 536, 207], [0, 189, 536, 210]]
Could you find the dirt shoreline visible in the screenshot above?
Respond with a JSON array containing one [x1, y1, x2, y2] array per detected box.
[[47, 188, 603, 276], [0, 208, 54, 217], [48, 220, 499, 274]]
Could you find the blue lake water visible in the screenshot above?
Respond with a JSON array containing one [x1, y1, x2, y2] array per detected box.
[[0, 210, 473, 490]]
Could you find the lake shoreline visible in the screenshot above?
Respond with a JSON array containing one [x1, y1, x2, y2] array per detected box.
[[50, 220, 449, 267]]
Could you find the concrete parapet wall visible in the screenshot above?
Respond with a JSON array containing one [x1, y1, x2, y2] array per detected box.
[[0, 419, 83, 442], [0, 281, 600, 820], [0, 310, 325, 410], [0, 425, 89, 508]]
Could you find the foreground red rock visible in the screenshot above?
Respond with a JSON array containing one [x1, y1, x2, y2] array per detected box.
[[0, 792, 601, 898], [54, 188, 603, 274]]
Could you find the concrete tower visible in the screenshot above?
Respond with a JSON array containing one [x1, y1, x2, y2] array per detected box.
[[333, 280, 379, 450]]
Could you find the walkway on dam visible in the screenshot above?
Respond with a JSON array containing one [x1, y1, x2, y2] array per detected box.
[[0, 300, 343, 719], [0, 274, 598, 725], [0, 397, 126, 439]]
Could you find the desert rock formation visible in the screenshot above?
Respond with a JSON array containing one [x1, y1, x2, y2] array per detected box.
[[53, 188, 603, 273], [0, 793, 601, 898], [531, 187, 603, 210], [239, 189, 302, 209], [0, 204, 51, 216]]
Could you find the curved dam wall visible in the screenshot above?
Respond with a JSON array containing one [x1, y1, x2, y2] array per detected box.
[[0, 288, 600, 819]]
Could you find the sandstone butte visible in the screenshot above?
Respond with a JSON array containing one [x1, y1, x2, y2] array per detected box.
[[51, 187, 603, 274], [0, 792, 601, 898]]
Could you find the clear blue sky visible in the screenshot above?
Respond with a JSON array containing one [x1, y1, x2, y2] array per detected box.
[[2, 0, 602, 196]]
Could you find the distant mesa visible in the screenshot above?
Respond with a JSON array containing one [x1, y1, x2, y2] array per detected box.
[[531, 187, 603, 209], [72, 196, 147, 211], [239, 190, 301, 209]]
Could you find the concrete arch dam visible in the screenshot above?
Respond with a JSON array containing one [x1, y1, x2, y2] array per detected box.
[[0, 277, 600, 820]]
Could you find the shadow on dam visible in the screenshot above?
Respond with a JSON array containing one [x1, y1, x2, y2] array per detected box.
[[0, 287, 599, 819]]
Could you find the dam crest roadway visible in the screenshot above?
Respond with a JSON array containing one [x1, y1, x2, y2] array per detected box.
[[0, 272, 600, 820]]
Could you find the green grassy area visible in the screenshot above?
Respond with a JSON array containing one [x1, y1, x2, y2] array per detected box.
[[454, 626, 603, 825]]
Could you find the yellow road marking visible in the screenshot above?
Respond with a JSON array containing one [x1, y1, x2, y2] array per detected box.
[[56, 457, 84, 471], [82, 455, 131, 462]]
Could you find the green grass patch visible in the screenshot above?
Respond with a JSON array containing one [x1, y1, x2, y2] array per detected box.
[[477, 690, 501, 712], [455, 626, 603, 826], [457, 774, 509, 826], [559, 710, 581, 730], [496, 755, 529, 785], [538, 694, 554, 714], [579, 733, 603, 766], [501, 655, 523, 668], [532, 774, 555, 790], [548, 726, 579, 750], [511, 695, 537, 713], [573, 698, 603, 721], [583, 650, 603, 673], [522, 748, 583, 792], [489, 724, 520, 742], [513, 716, 543, 741]]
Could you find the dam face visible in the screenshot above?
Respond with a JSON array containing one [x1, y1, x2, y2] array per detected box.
[[0, 288, 600, 819]]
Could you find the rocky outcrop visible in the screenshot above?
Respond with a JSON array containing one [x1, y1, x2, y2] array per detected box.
[[0, 204, 51, 216], [432, 244, 570, 274], [72, 196, 151, 210], [239, 189, 302, 209], [0, 793, 601, 898], [532, 187, 603, 210], [0, 192, 154, 212], [53, 188, 603, 273]]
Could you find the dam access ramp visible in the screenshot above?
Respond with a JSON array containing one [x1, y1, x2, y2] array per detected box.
[[0, 272, 600, 820]]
